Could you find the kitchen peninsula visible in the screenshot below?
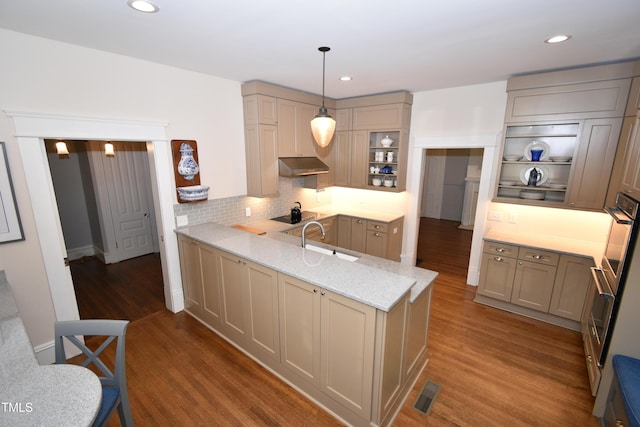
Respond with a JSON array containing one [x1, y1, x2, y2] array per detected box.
[[175, 220, 437, 427]]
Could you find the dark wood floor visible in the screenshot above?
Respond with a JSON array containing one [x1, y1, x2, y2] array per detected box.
[[70, 253, 165, 321], [70, 219, 600, 426]]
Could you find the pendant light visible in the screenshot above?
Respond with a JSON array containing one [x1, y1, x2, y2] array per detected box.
[[310, 46, 336, 148]]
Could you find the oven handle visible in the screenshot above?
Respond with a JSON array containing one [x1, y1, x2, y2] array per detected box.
[[605, 206, 633, 224], [591, 267, 615, 299]]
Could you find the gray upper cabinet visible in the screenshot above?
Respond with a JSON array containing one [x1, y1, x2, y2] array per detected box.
[[495, 61, 638, 211]]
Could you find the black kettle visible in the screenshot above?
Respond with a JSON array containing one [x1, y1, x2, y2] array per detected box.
[[527, 168, 540, 187], [291, 202, 302, 224]]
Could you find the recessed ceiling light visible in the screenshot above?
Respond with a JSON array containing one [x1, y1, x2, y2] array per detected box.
[[127, 0, 159, 13], [339, 76, 352, 81], [545, 34, 572, 44]]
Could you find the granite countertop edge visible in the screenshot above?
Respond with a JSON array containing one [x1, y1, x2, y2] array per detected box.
[[483, 229, 605, 263], [175, 222, 437, 312]]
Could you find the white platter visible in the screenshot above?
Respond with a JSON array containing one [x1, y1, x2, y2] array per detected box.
[[519, 190, 546, 200], [524, 140, 550, 161], [549, 156, 572, 162], [519, 165, 549, 186]]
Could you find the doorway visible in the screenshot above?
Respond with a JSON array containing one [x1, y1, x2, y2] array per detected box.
[[8, 111, 182, 335], [404, 133, 499, 286], [417, 148, 482, 276], [45, 139, 164, 320]]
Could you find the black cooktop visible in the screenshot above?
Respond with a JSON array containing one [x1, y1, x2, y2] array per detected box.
[[270, 211, 317, 224]]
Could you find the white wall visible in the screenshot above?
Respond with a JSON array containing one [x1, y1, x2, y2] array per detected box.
[[0, 28, 246, 349]]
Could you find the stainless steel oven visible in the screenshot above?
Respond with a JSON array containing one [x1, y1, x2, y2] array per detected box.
[[588, 192, 640, 368]]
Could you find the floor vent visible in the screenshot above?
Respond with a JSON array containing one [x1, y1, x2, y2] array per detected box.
[[413, 380, 440, 415]]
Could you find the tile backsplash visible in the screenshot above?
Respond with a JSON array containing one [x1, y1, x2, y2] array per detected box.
[[173, 177, 332, 227]]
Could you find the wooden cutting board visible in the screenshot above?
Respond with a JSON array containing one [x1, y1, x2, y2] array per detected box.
[[231, 224, 266, 235]]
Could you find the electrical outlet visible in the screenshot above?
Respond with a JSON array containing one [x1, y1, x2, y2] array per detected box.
[[509, 212, 518, 223], [487, 210, 503, 221], [176, 215, 188, 227], [245, 207, 251, 217]]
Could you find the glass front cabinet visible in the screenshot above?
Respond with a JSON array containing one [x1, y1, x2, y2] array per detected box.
[[494, 119, 621, 210]]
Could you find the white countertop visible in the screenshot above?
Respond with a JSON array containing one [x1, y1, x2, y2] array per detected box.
[[176, 221, 437, 311], [484, 229, 605, 262], [0, 271, 102, 427]]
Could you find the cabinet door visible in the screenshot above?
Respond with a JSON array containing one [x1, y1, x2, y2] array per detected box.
[[567, 118, 622, 210], [243, 94, 277, 125], [511, 260, 557, 312], [333, 131, 351, 186], [177, 236, 203, 317], [336, 215, 352, 249], [199, 243, 221, 327], [245, 124, 279, 197], [350, 131, 368, 188], [351, 218, 367, 253], [321, 288, 376, 418], [366, 230, 388, 259], [279, 274, 321, 384], [218, 250, 250, 342], [352, 104, 406, 130], [278, 99, 317, 157], [477, 253, 517, 302], [618, 111, 640, 199], [549, 255, 593, 321], [277, 100, 298, 157], [246, 260, 280, 362]]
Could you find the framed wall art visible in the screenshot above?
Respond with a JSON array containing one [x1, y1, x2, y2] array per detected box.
[[0, 141, 24, 243]]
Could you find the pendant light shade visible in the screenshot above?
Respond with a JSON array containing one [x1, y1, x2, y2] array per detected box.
[[310, 46, 336, 148]]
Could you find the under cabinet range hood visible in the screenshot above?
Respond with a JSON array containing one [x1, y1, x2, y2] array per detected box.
[[278, 157, 329, 177]]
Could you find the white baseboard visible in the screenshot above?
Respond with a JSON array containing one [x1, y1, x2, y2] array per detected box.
[[66, 245, 96, 261], [34, 340, 56, 365]]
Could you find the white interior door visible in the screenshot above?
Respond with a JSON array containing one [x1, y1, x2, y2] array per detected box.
[[103, 142, 154, 262]]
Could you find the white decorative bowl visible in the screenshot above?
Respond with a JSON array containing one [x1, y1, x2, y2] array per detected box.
[[503, 155, 520, 161], [372, 178, 382, 187], [177, 185, 209, 201], [549, 156, 572, 162], [383, 179, 394, 187], [519, 190, 545, 200]]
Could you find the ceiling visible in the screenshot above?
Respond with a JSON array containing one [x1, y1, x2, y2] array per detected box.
[[1, 0, 639, 99]]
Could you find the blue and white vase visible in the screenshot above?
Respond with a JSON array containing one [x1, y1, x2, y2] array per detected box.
[[177, 142, 199, 182]]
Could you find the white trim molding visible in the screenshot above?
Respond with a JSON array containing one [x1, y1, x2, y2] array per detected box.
[[404, 132, 500, 286], [4, 110, 184, 323]]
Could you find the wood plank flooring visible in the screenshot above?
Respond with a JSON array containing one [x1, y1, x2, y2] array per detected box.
[[70, 219, 600, 426]]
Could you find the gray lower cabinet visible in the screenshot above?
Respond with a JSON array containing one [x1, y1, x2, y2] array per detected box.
[[475, 239, 593, 330], [177, 236, 431, 427], [177, 235, 221, 327], [218, 249, 281, 363], [335, 215, 403, 262], [278, 273, 376, 419]]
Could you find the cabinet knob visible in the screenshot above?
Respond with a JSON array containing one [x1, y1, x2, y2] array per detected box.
[[374, 225, 381, 229], [587, 355, 593, 364], [533, 254, 542, 260], [374, 232, 380, 237], [313, 289, 318, 293], [321, 291, 326, 296], [495, 257, 503, 262], [615, 420, 625, 426], [496, 248, 505, 253]]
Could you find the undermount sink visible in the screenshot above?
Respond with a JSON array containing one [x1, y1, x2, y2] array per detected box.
[[304, 244, 359, 262]]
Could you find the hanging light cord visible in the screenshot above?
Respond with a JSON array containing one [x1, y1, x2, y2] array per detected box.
[[319, 46, 330, 111]]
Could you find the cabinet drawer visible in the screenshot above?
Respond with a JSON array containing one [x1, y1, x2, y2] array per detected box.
[[483, 241, 519, 258], [518, 247, 559, 266], [367, 220, 388, 233]]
